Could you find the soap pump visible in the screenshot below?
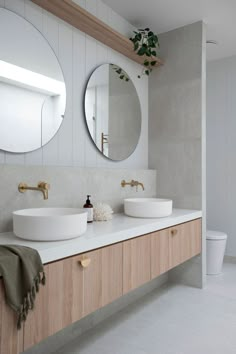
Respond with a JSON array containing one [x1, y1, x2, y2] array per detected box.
[[83, 195, 93, 223]]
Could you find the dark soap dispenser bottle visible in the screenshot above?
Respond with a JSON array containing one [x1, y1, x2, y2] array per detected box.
[[83, 195, 93, 223]]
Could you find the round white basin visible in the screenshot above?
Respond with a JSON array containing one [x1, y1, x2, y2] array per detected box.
[[13, 208, 88, 241], [124, 198, 173, 218]]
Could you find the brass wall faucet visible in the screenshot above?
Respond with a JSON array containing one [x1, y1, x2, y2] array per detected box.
[[121, 179, 145, 191], [18, 181, 50, 200]]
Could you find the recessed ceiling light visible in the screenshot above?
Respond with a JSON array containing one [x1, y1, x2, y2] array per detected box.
[[206, 40, 218, 45]]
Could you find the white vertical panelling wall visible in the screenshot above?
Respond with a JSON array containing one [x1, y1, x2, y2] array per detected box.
[[0, 0, 148, 169]]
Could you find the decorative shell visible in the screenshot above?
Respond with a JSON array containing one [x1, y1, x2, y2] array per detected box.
[[94, 203, 113, 221]]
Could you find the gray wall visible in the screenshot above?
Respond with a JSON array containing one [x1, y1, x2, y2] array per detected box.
[[0, 165, 156, 233], [207, 56, 236, 257], [149, 22, 206, 287]]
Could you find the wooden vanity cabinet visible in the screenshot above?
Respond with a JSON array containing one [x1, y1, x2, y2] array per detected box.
[[0, 218, 201, 353]]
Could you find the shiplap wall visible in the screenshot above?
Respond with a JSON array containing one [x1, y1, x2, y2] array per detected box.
[[0, 0, 148, 168]]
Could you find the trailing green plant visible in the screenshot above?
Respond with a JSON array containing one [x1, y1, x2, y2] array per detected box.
[[130, 28, 159, 78], [111, 64, 130, 82]]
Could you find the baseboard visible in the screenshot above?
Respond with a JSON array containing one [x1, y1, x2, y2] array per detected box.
[[23, 273, 168, 354]]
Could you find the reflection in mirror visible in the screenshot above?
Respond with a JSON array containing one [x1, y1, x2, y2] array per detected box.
[[0, 9, 66, 153], [84, 64, 141, 161]]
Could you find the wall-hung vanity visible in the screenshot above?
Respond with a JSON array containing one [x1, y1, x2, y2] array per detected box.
[[0, 210, 202, 353]]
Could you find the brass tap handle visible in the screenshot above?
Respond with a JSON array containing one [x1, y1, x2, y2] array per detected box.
[[79, 258, 91, 268], [38, 181, 50, 190], [121, 179, 144, 191]]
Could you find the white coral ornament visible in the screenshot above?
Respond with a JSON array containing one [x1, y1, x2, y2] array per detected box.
[[94, 203, 113, 221]]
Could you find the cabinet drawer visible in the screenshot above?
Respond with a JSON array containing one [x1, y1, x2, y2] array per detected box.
[[24, 244, 123, 351], [151, 229, 169, 279], [74, 243, 123, 315], [74, 249, 102, 317], [123, 235, 151, 294], [169, 219, 201, 269]]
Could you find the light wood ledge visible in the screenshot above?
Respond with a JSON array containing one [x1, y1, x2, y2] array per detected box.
[[30, 0, 163, 67]]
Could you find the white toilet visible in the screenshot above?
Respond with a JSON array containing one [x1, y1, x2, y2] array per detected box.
[[206, 230, 227, 275]]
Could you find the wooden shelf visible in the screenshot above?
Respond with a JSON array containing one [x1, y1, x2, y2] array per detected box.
[[31, 0, 163, 67]]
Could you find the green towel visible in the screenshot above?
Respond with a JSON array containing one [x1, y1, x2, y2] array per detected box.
[[0, 245, 46, 330]]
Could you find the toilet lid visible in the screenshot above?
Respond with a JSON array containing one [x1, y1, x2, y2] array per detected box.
[[207, 230, 227, 240]]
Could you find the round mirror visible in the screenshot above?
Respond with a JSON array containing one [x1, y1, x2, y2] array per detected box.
[[84, 64, 141, 161], [0, 9, 66, 153]]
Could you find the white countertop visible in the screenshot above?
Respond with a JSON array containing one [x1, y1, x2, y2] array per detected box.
[[0, 209, 202, 264]]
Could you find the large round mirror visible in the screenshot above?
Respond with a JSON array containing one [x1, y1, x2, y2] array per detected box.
[[84, 64, 141, 161], [0, 9, 66, 153]]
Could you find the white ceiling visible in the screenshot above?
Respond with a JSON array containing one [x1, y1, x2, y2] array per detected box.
[[102, 0, 236, 61]]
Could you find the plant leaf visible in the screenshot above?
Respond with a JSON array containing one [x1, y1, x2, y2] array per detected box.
[[134, 42, 139, 51], [130, 27, 159, 78], [137, 47, 146, 56]]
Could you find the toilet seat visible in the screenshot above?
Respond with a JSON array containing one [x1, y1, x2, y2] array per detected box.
[[207, 230, 227, 241]]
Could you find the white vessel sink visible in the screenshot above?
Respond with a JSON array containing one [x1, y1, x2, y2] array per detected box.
[[13, 208, 88, 241], [124, 198, 173, 218]]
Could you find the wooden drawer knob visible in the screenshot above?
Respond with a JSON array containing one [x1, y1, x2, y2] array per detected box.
[[79, 258, 91, 268], [171, 229, 178, 236]]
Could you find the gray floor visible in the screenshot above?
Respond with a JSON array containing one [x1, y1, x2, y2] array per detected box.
[[52, 263, 236, 354]]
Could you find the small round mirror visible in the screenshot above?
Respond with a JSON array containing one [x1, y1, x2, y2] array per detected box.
[[84, 64, 141, 161], [0, 9, 66, 153]]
